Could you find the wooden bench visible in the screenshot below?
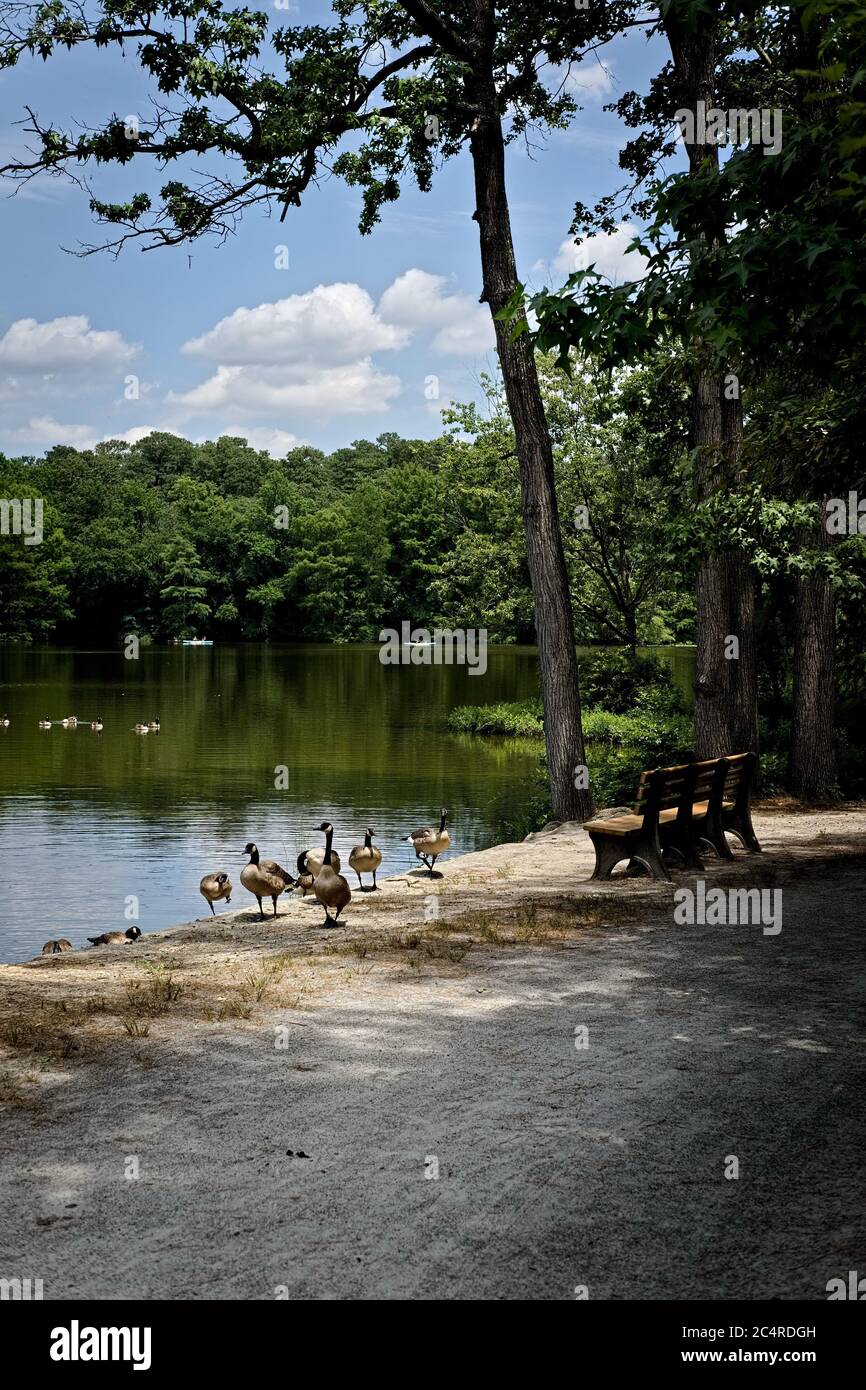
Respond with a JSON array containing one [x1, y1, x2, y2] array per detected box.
[[582, 751, 760, 882]]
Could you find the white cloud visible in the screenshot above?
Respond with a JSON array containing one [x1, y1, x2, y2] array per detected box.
[[104, 425, 302, 457], [552, 223, 647, 284], [182, 283, 408, 365], [0, 315, 139, 374], [168, 360, 401, 417], [378, 269, 494, 355], [562, 58, 615, 101], [170, 271, 492, 426], [102, 425, 183, 446], [6, 416, 98, 449], [221, 427, 302, 458]]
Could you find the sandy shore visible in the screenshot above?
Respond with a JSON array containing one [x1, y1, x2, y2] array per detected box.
[[1, 806, 865, 1299]]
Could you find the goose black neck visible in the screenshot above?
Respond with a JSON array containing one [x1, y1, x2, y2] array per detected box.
[[324, 826, 333, 866], [364, 832, 372, 848], [249, 848, 259, 865], [439, 812, 447, 832]]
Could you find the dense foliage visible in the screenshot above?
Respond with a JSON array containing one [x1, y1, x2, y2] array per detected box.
[[0, 356, 694, 647]]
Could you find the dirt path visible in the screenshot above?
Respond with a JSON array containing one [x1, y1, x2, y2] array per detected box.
[[1, 808, 864, 1299]]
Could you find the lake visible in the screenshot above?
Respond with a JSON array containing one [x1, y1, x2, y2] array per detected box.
[[0, 643, 695, 963]]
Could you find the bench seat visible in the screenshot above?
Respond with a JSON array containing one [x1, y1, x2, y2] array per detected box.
[[587, 807, 680, 834]]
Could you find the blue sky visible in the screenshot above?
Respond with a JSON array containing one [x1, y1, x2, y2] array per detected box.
[[0, 7, 667, 458]]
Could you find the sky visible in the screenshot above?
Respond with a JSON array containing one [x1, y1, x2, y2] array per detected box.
[[0, 5, 668, 459]]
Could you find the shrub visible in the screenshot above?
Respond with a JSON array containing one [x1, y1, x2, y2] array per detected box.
[[447, 698, 543, 736], [577, 649, 685, 715]]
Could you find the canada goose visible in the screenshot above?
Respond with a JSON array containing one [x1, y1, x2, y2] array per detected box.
[[0, 716, 9, 727], [349, 827, 382, 891], [311, 822, 351, 927], [41, 938, 74, 955], [148, 717, 161, 732], [91, 717, 104, 732], [200, 871, 232, 915], [294, 856, 317, 897], [133, 724, 149, 734], [241, 843, 294, 919], [298, 844, 342, 878], [87, 926, 142, 946], [38, 718, 52, 729], [61, 716, 78, 728], [406, 808, 450, 877]]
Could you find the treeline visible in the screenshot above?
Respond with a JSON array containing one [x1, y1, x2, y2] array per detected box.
[[0, 356, 695, 648]]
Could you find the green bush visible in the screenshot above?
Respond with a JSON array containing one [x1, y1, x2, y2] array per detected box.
[[577, 649, 686, 715], [447, 698, 543, 737]]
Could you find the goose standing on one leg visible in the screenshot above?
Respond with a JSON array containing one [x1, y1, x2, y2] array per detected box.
[[349, 827, 382, 891], [312, 822, 351, 927], [200, 871, 232, 916], [241, 843, 294, 919], [405, 808, 450, 877]]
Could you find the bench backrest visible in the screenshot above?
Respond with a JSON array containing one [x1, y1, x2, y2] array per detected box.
[[629, 750, 757, 824], [632, 758, 720, 816], [721, 751, 754, 801]]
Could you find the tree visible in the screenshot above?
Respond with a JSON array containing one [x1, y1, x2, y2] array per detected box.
[[159, 537, 211, 636], [0, 0, 646, 819], [540, 353, 690, 652], [0, 459, 71, 638]]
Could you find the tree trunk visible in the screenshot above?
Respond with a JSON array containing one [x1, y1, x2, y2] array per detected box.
[[723, 391, 759, 755], [664, 12, 759, 760], [791, 515, 837, 799], [691, 365, 731, 757], [469, 98, 591, 821]]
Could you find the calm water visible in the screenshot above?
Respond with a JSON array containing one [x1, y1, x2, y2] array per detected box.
[[0, 643, 695, 963]]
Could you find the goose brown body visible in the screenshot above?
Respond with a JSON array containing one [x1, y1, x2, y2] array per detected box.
[[348, 828, 382, 890], [299, 846, 341, 877], [88, 927, 141, 946], [41, 938, 74, 955], [200, 871, 232, 915], [241, 844, 294, 918], [405, 808, 450, 876], [312, 822, 351, 927]]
